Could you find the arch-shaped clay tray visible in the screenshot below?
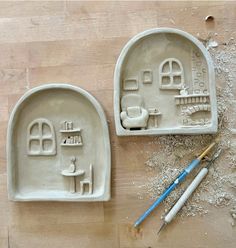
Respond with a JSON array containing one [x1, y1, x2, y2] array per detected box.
[[114, 28, 217, 136], [7, 84, 111, 201]]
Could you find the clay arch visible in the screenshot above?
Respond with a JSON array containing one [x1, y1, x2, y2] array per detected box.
[[186, 104, 211, 116], [7, 84, 111, 201], [159, 58, 184, 89], [114, 28, 217, 135], [27, 118, 56, 156]]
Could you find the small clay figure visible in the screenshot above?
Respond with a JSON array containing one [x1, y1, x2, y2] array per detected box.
[[68, 156, 76, 173], [180, 85, 189, 96]]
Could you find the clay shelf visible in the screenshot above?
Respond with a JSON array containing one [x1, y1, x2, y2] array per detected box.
[[60, 143, 83, 147], [60, 129, 81, 133]]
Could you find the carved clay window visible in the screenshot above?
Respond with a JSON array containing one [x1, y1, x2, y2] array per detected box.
[[27, 118, 56, 156], [159, 58, 184, 89]]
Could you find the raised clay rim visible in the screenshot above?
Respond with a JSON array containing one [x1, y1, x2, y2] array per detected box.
[[114, 28, 218, 136], [7, 83, 111, 201]]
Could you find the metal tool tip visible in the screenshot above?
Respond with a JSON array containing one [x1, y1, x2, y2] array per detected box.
[[214, 148, 222, 158], [157, 222, 166, 235], [133, 222, 139, 229]]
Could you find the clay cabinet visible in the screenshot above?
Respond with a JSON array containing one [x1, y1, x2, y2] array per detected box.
[[7, 84, 111, 201], [114, 28, 218, 135]]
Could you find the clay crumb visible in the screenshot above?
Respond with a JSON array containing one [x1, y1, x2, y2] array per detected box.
[[207, 39, 219, 50], [137, 40, 236, 219]]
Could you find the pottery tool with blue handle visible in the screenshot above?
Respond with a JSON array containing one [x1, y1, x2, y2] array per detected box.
[[133, 141, 217, 228], [157, 147, 222, 234]]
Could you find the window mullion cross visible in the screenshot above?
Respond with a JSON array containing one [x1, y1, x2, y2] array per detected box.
[[39, 120, 43, 154], [169, 60, 173, 85]]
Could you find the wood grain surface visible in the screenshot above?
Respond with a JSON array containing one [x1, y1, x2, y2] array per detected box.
[[0, 1, 235, 248]]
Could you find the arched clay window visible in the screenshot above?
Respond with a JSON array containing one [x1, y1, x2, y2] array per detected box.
[[27, 118, 56, 156], [159, 58, 184, 89]]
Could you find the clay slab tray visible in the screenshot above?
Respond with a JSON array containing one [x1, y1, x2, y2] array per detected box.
[[7, 84, 111, 201], [114, 28, 218, 136]]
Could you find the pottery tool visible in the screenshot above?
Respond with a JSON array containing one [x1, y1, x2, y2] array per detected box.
[[157, 148, 222, 235], [133, 141, 217, 228]]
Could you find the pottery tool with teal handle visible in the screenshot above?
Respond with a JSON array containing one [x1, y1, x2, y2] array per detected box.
[[134, 141, 217, 228], [157, 147, 222, 234]]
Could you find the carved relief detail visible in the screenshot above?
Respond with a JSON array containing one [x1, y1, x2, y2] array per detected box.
[[159, 58, 184, 89], [80, 164, 93, 195], [60, 121, 83, 147], [143, 70, 153, 84], [27, 118, 56, 156], [61, 157, 85, 193], [185, 104, 211, 116], [123, 78, 138, 91], [120, 94, 149, 130]]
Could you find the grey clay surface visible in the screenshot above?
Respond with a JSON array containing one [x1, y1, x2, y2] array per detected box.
[[7, 84, 111, 201], [114, 28, 218, 135]]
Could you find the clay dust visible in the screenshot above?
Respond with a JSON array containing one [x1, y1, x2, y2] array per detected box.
[[137, 38, 236, 224]]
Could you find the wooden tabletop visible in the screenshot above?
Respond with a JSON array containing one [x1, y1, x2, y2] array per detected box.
[[0, 1, 235, 248]]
